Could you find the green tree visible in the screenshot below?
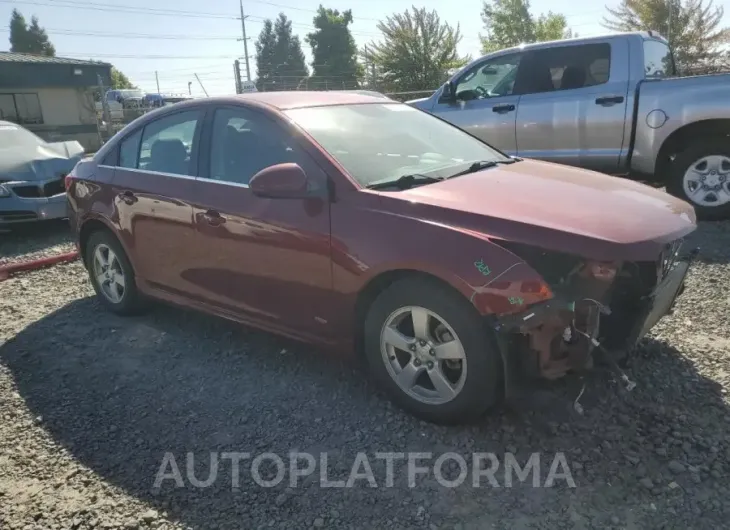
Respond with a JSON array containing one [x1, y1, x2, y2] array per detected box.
[[602, 0, 729, 72], [366, 7, 468, 93], [306, 6, 362, 90], [110, 67, 135, 89], [480, 0, 571, 53], [272, 13, 308, 90], [9, 9, 55, 56], [255, 19, 277, 91]]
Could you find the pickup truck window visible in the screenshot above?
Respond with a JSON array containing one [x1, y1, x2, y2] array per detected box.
[[454, 53, 523, 101], [516, 43, 611, 95], [643, 39, 676, 79]]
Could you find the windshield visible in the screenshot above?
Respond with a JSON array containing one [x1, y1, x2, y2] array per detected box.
[[119, 89, 144, 99], [0, 123, 45, 149], [285, 103, 509, 186]]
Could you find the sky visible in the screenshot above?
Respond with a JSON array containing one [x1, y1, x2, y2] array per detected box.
[[2, 0, 729, 96]]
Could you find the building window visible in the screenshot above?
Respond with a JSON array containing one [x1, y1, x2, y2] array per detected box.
[[0, 93, 43, 124]]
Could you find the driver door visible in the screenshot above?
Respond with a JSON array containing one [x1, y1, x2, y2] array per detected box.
[[430, 52, 523, 154]]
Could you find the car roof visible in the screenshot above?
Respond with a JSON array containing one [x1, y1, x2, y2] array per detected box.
[[217, 91, 395, 110]]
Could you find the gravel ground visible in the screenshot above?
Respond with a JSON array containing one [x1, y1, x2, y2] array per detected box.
[[0, 221, 74, 266], [1, 222, 729, 530]]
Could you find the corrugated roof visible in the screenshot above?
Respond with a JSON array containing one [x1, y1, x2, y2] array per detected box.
[[0, 52, 111, 66]]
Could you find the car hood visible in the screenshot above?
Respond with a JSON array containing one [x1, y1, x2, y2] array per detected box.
[[393, 159, 697, 261], [0, 144, 81, 183]]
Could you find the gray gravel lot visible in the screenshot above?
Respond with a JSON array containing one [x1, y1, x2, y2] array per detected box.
[[1, 222, 729, 530]]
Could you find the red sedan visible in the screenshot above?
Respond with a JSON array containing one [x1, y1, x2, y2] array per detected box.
[[66, 92, 696, 424]]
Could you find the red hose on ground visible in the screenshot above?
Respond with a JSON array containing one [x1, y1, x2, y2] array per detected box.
[[0, 250, 80, 281]]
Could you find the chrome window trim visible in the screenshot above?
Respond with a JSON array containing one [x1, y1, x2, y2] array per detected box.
[[106, 166, 198, 181]]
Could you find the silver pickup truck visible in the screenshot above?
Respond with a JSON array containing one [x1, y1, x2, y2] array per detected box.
[[409, 31, 730, 219]]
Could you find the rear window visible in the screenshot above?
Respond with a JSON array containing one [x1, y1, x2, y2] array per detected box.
[[518, 43, 611, 95], [643, 40, 676, 79]]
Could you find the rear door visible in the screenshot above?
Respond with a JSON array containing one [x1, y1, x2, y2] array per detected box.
[[189, 105, 333, 339], [430, 52, 524, 154], [514, 38, 630, 172], [111, 108, 204, 295]]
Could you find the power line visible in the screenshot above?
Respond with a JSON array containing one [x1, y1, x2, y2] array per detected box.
[[62, 52, 242, 59], [2, 0, 237, 20], [1, 0, 382, 37], [0, 28, 240, 41]]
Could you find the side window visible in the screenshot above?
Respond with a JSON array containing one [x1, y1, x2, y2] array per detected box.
[[643, 40, 676, 79], [14, 94, 43, 124], [138, 110, 201, 176], [0, 94, 17, 121], [517, 43, 611, 95], [208, 107, 303, 186], [119, 129, 142, 168], [101, 147, 119, 166], [454, 53, 522, 101]]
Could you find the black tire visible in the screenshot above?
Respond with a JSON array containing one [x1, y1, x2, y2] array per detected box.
[[363, 277, 503, 424], [85, 230, 145, 315], [667, 139, 730, 221]]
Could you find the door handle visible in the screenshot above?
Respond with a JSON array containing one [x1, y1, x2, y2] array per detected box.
[[203, 209, 226, 226], [595, 95, 625, 105], [492, 104, 516, 113], [119, 190, 137, 205]]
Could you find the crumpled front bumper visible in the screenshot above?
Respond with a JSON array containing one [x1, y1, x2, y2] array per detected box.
[[631, 249, 697, 342], [0, 192, 68, 225]]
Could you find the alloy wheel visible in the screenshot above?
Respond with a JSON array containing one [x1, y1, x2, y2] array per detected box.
[[379, 306, 467, 405], [92, 243, 126, 304]]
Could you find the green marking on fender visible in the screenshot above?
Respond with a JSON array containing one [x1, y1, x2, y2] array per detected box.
[[508, 296, 524, 305], [474, 259, 491, 276]]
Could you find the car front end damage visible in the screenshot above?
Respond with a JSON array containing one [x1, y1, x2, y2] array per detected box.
[[489, 238, 697, 389], [0, 177, 68, 225]]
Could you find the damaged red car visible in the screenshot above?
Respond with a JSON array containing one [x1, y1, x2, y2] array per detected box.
[[66, 92, 697, 424]]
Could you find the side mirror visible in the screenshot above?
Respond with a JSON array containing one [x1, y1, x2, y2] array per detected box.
[[250, 163, 309, 199], [438, 81, 456, 103]]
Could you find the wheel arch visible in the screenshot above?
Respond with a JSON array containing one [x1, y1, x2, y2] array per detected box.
[[656, 119, 730, 179], [352, 268, 482, 359], [78, 216, 131, 270]]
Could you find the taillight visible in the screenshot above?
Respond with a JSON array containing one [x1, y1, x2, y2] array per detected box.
[[64, 172, 74, 191]]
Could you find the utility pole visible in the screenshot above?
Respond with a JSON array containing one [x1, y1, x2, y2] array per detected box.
[[194, 73, 209, 97], [364, 45, 376, 90], [239, 0, 251, 81], [96, 73, 112, 139], [667, 0, 672, 43], [188, 81, 192, 95], [155, 71, 161, 95], [234, 60, 242, 94]]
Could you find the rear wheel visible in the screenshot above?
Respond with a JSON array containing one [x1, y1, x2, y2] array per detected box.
[[85, 230, 145, 315], [363, 277, 503, 424], [667, 139, 730, 220]]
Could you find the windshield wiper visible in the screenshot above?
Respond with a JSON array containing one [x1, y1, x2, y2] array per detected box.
[[445, 158, 519, 180], [366, 173, 444, 190]]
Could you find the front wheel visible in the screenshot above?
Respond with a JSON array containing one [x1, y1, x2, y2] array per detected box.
[[363, 277, 503, 424], [667, 140, 730, 220]]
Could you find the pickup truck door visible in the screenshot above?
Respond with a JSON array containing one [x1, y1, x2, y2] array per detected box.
[[430, 52, 524, 155], [514, 38, 630, 173]]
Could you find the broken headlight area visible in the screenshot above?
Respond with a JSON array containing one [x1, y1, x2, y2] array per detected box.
[[492, 239, 696, 382]]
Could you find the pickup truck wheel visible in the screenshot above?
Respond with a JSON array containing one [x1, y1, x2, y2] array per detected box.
[[668, 140, 730, 220], [363, 277, 503, 424]]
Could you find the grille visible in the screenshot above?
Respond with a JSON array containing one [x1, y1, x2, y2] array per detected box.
[[0, 211, 38, 222], [43, 178, 65, 196], [12, 185, 41, 198]]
